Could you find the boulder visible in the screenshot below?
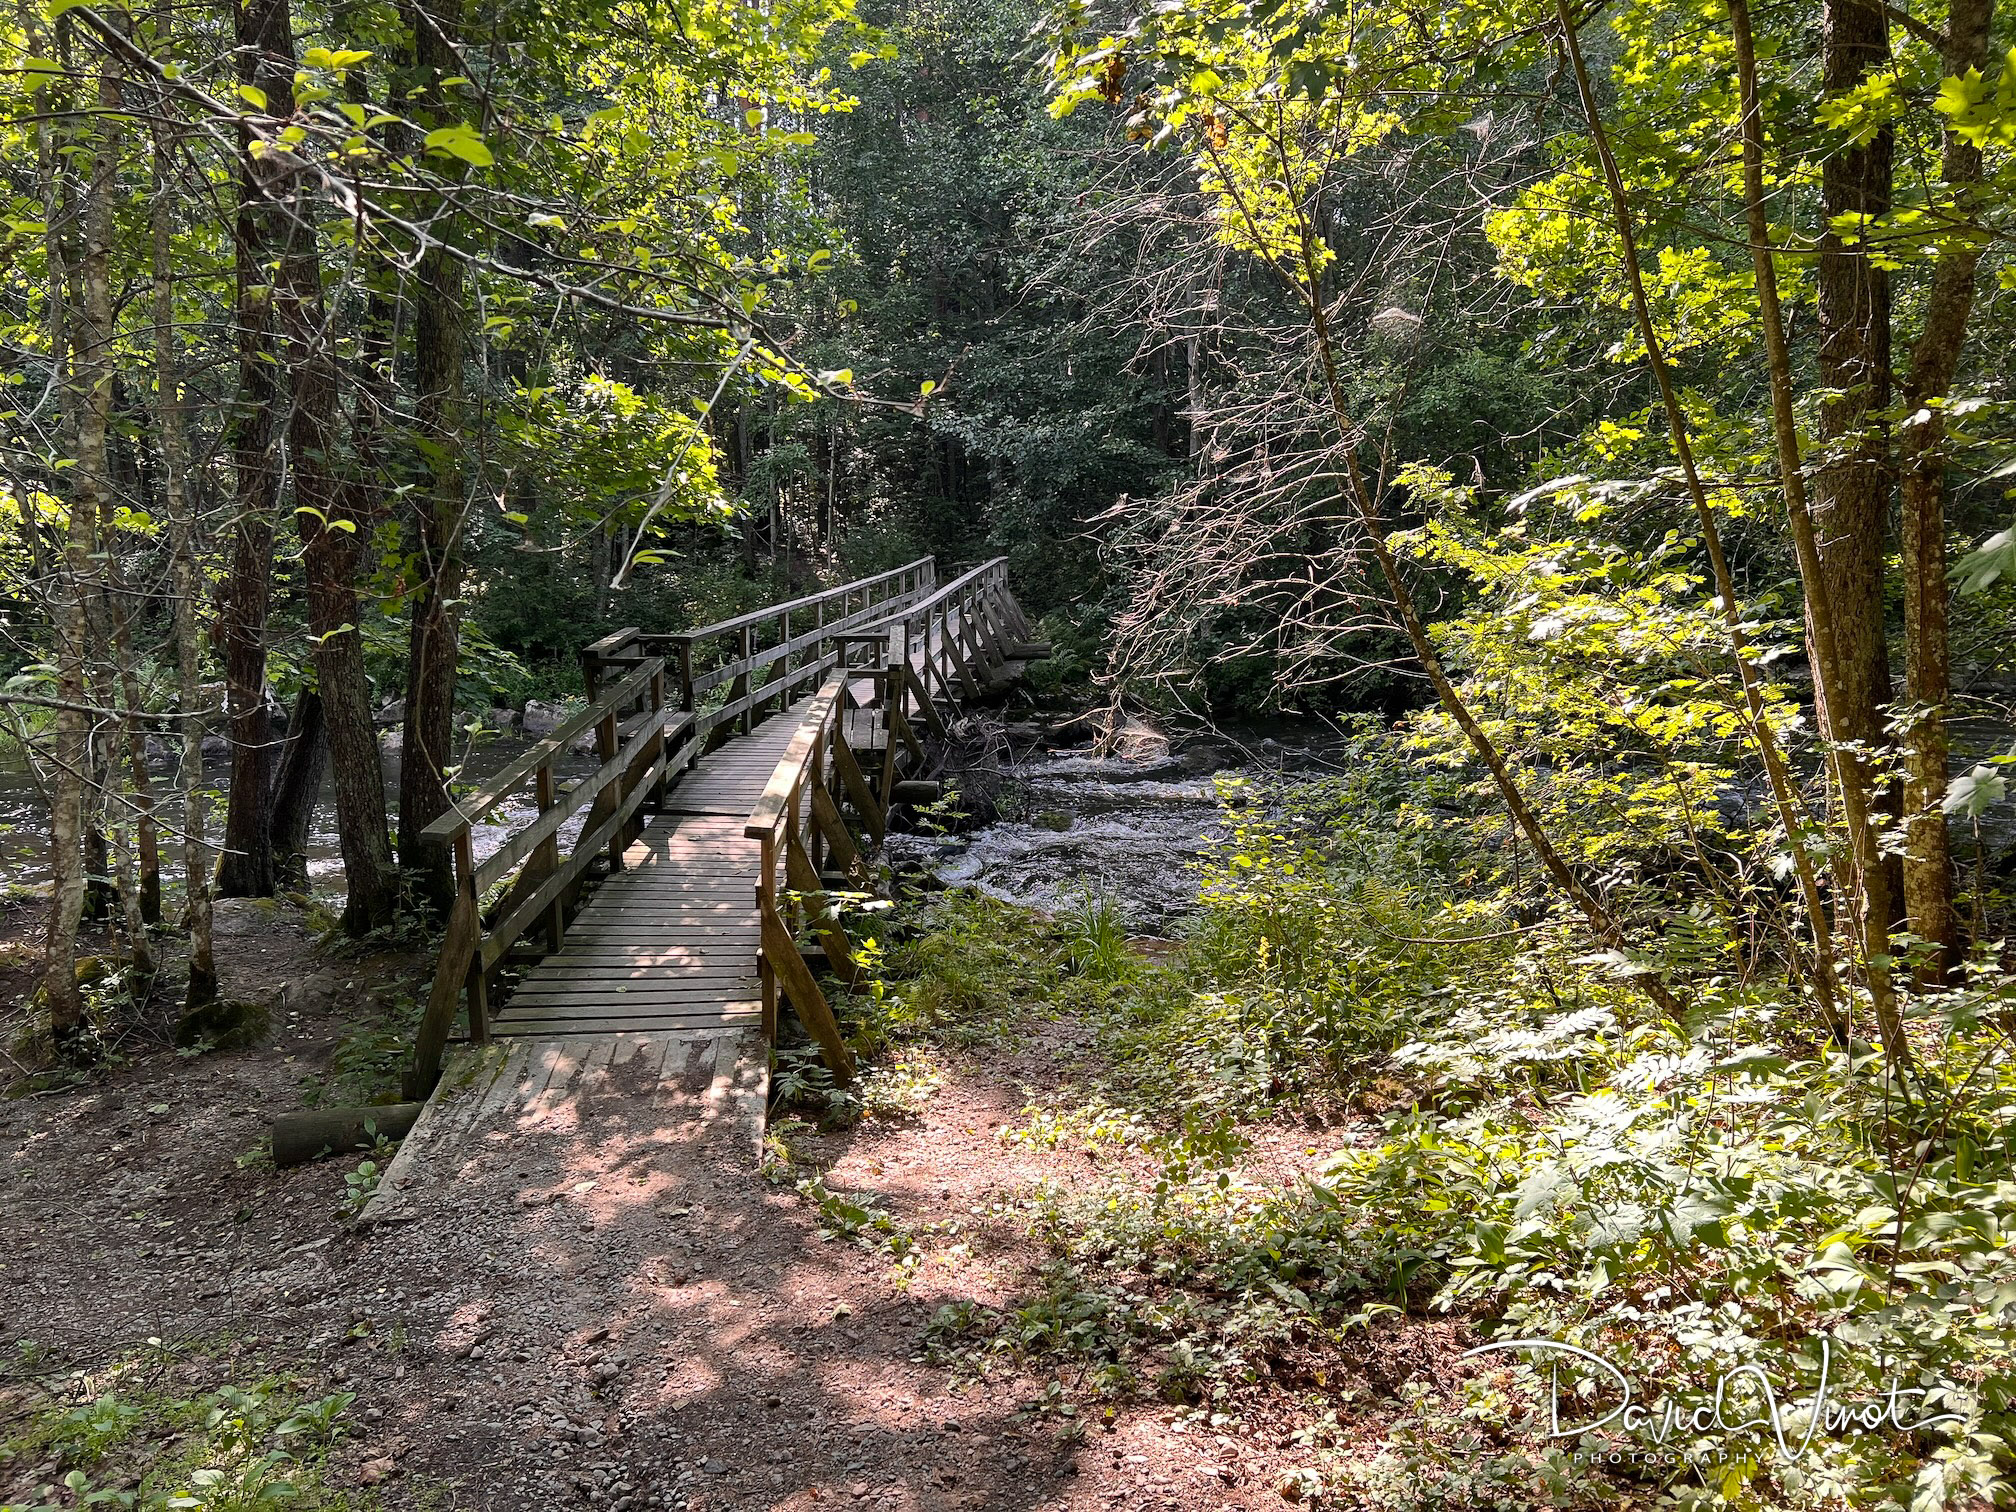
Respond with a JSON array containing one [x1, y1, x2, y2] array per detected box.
[[521, 699, 570, 738], [1110, 717, 1169, 762], [173, 995, 271, 1051], [374, 697, 405, 727]]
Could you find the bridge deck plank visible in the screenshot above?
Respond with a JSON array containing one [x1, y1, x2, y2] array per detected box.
[[490, 702, 813, 1037]]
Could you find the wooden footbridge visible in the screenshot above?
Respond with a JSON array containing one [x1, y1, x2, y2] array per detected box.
[[401, 557, 1039, 1105]]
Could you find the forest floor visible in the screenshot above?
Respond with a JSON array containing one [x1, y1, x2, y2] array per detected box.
[[0, 893, 1372, 1512]]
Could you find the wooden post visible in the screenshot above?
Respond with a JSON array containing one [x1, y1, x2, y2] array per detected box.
[[879, 628, 902, 801], [456, 830, 490, 1043], [535, 762, 565, 952], [738, 625, 756, 734], [779, 608, 792, 706], [646, 665, 668, 814], [597, 704, 624, 872]]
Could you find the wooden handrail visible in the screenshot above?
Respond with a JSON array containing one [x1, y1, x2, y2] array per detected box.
[[742, 669, 870, 1081], [407, 655, 683, 1096], [655, 556, 933, 646], [581, 559, 937, 747], [854, 557, 1006, 629], [746, 675, 846, 844], [421, 657, 665, 842]]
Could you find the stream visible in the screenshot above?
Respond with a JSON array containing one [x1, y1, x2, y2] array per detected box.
[[885, 724, 1349, 932]]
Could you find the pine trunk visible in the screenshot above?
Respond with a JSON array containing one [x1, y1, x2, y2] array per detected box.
[[1897, 0, 1994, 979], [397, 0, 468, 913], [271, 689, 329, 889], [214, 0, 296, 899]]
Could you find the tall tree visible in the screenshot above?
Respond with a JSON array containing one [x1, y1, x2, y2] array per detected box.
[[148, 20, 217, 1006], [214, 0, 295, 900], [1812, 0, 1902, 955], [398, 0, 470, 912], [263, 6, 401, 935], [35, 11, 105, 1039], [1896, 0, 1996, 977]]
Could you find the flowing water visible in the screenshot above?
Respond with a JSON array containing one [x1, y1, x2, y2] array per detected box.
[[884, 728, 1350, 932]]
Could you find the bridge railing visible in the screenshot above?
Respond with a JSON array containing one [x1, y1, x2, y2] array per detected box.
[[853, 557, 1030, 708], [743, 667, 875, 1081], [405, 656, 689, 1094], [580, 557, 937, 751]]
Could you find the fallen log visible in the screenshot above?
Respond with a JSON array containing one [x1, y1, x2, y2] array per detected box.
[[271, 1102, 424, 1168], [890, 779, 944, 805]]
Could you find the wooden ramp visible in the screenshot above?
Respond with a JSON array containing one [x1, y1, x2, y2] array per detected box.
[[488, 703, 811, 1038], [361, 1029, 767, 1223]]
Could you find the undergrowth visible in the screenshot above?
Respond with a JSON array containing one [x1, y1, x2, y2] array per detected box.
[[0, 1341, 374, 1511], [868, 761, 2016, 1512]]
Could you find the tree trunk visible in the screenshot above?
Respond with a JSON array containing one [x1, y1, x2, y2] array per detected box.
[[214, 0, 296, 900], [1813, 0, 1902, 957], [1559, 0, 1846, 1034], [96, 662, 155, 988], [1726, 0, 1903, 1057], [262, 0, 399, 935], [103, 548, 162, 925], [38, 14, 118, 1039], [1897, 0, 1994, 979], [270, 688, 329, 889], [397, 0, 468, 914], [151, 48, 217, 1006]]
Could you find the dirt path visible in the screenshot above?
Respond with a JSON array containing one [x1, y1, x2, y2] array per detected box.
[[1, 904, 1315, 1511]]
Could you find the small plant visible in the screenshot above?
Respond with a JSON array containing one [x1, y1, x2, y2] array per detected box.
[[0, 1364, 371, 1511], [1056, 891, 1133, 981], [341, 1157, 383, 1218], [795, 1172, 915, 1258], [338, 1125, 396, 1219]]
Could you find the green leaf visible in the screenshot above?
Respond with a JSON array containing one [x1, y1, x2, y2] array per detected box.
[[237, 84, 269, 110], [423, 123, 494, 167]]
